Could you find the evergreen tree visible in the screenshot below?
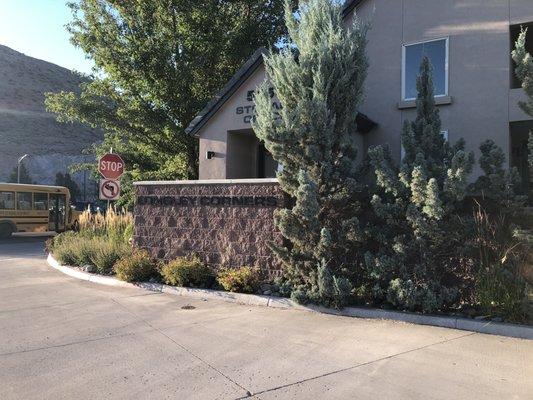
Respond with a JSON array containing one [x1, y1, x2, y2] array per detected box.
[[252, 0, 369, 307], [471, 140, 525, 211], [55, 172, 81, 202], [512, 28, 533, 117], [8, 163, 33, 184], [367, 58, 474, 312]]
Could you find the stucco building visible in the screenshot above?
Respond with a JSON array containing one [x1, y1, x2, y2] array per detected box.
[[186, 0, 533, 191]]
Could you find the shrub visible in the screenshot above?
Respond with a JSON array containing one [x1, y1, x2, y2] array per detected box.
[[161, 256, 214, 288], [217, 266, 261, 294], [53, 239, 81, 267], [47, 231, 76, 253], [51, 233, 98, 267], [74, 239, 99, 266], [78, 206, 133, 243], [470, 206, 528, 322], [114, 250, 156, 283], [289, 264, 352, 309], [90, 241, 131, 275]]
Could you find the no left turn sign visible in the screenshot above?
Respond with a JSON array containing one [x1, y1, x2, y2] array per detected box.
[[99, 179, 121, 201]]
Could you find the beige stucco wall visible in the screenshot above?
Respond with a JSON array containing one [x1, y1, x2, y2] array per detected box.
[[199, 64, 268, 180], [348, 0, 533, 175], [198, 0, 533, 179]]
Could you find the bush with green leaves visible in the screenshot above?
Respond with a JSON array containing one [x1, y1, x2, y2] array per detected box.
[[51, 234, 97, 267], [114, 250, 157, 283], [469, 206, 527, 322], [217, 266, 261, 294], [50, 231, 132, 274], [161, 256, 214, 288], [90, 241, 131, 275]]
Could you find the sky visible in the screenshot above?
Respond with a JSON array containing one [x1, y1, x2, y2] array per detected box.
[[0, 0, 94, 74]]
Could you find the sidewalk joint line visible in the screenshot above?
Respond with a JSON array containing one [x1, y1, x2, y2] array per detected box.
[[0, 331, 142, 357], [235, 331, 477, 399], [110, 297, 254, 398]]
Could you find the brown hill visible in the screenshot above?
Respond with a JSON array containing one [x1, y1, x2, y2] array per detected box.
[[0, 44, 102, 189]]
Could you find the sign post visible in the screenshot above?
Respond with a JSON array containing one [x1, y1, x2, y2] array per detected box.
[[98, 153, 125, 205]]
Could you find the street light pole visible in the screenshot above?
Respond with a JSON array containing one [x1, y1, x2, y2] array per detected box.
[[17, 154, 29, 183]]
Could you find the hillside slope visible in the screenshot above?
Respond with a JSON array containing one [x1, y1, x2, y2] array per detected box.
[[0, 44, 102, 188]]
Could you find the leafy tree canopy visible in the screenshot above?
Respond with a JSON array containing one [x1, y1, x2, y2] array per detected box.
[[46, 0, 290, 203], [55, 172, 81, 201]]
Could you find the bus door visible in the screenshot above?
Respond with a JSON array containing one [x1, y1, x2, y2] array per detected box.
[[49, 194, 66, 232]]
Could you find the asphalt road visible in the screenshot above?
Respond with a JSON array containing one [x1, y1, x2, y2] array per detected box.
[[0, 237, 532, 400]]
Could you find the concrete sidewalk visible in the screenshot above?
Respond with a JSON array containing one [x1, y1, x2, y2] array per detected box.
[[0, 238, 532, 399]]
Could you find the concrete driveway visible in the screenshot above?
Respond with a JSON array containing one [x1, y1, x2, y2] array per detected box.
[[0, 237, 531, 400]]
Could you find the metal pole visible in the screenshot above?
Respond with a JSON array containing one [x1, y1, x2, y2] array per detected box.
[[17, 154, 29, 183]]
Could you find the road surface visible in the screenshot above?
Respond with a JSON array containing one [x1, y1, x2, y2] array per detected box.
[[0, 237, 531, 399]]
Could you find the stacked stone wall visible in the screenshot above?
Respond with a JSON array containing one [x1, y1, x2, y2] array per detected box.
[[134, 180, 285, 278]]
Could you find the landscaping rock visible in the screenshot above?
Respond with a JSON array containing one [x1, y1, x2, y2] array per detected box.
[[83, 265, 95, 273], [260, 283, 273, 292]]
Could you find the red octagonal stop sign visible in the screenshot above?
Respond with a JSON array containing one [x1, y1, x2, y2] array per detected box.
[[99, 153, 125, 180]]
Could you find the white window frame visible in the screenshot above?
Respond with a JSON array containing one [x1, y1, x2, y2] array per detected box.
[[402, 37, 449, 101]]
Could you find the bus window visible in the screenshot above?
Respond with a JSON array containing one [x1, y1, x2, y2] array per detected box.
[[34, 193, 48, 210], [0, 191, 15, 210], [17, 192, 33, 210]]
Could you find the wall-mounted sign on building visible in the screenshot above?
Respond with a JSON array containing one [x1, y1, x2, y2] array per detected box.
[[235, 88, 282, 124]]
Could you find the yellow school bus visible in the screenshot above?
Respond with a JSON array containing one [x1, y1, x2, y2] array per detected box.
[[0, 183, 81, 238]]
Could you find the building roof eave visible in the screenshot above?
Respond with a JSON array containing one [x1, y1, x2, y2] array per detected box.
[[185, 47, 267, 137], [185, 0, 371, 138], [342, 0, 366, 18]]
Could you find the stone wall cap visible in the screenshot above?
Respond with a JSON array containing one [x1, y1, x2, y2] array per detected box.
[[134, 178, 279, 186]]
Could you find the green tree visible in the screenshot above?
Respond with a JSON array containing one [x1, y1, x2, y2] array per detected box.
[[45, 0, 289, 192], [253, 0, 369, 307], [512, 28, 533, 117], [55, 172, 81, 201], [8, 163, 33, 184], [367, 58, 474, 313], [471, 140, 525, 211]]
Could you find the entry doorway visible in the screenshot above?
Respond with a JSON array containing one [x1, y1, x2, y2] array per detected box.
[[49, 193, 67, 232], [227, 130, 278, 179]]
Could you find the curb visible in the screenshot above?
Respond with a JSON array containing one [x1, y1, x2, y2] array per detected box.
[[46, 254, 533, 340]]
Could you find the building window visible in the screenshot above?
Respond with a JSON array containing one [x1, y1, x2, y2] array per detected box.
[[403, 38, 449, 101], [511, 23, 533, 89]]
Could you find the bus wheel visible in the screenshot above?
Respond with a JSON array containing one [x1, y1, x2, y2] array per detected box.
[[0, 223, 13, 239]]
